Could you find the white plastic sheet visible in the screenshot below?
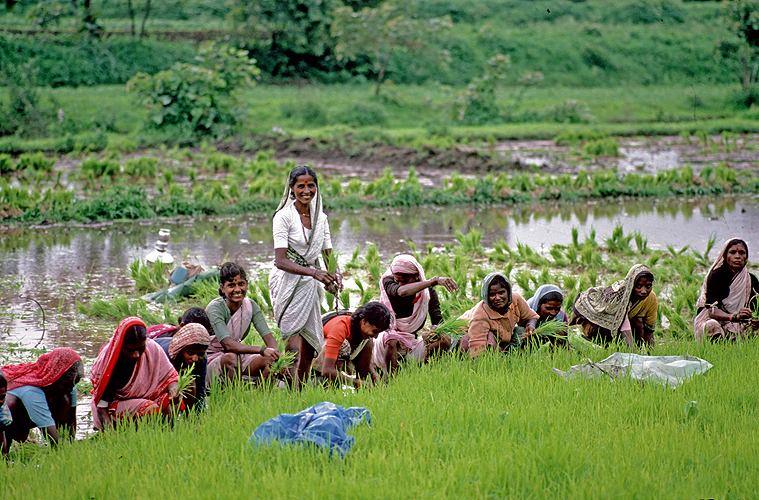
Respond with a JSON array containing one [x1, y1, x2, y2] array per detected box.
[[553, 353, 713, 388]]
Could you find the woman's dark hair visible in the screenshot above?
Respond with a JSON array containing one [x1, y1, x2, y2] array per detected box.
[[219, 262, 247, 297], [538, 291, 564, 306], [0, 370, 6, 388], [635, 271, 655, 284], [351, 302, 391, 337], [488, 275, 509, 291], [288, 165, 318, 189], [124, 324, 148, 344], [723, 239, 748, 259], [179, 306, 213, 335]]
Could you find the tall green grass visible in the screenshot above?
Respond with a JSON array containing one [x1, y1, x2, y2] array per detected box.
[[4, 338, 759, 498]]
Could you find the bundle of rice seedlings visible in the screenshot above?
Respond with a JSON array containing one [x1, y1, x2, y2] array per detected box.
[[531, 320, 568, 338], [176, 364, 196, 400], [269, 351, 297, 375], [427, 317, 469, 342]]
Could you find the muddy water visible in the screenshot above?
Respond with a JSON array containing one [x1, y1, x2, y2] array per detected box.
[[1, 194, 757, 359]]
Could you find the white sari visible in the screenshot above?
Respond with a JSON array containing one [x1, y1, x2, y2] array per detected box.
[[269, 184, 332, 351]]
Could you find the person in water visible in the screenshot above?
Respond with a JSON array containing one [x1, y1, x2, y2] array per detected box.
[[693, 238, 759, 340], [91, 317, 180, 431], [459, 272, 538, 357], [205, 262, 281, 385], [2, 348, 83, 452], [313, 302, 392, 389], [569, 264, 658, 347], [372, 254, 458, 374]]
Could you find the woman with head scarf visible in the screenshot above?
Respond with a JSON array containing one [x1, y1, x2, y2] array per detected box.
[[458, 272, 538, 357], [270, 166, 341, 388], [1, 348, 83, 453], [90, 317, 179, 431], [155, 323, 210, 411], [371, 254, 459, 373], [569, 264, 658, 347], [524, 284, 568, 346], [693, 238, 759, 340]]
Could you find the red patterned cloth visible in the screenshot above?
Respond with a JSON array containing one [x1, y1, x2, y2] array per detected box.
[[1, 347, 81, 390], [168, 323, 210, 360]]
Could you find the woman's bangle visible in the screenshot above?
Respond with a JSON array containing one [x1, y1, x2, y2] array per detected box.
[[260, 347, 266, 355], [730, 314, 735, 322]]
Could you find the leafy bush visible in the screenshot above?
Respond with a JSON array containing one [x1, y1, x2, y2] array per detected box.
[[127, 43, 259, 136], [450, 54, 510, 125], [730, 84, 759, 109]]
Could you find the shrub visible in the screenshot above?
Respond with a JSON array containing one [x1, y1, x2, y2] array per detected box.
[[127, 42, 259, 137]]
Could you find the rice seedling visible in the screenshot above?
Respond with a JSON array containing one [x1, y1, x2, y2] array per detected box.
[[255, 271, 272, 310], [659, 303, 692, 338], [691, 233, 717, 268], [129, 259, 169, 293], [513, 269, 535, 297], [549, 245, 569, 266], [603, 224, 634, 254], [632, 231, 649, 254], [666, 243, 690, 257], [189, 277, 220, 307], [455, 229, 484, 257], [366, 243, 381, 284], [339, 290, 351, 309], [531, 319, 568, 339], [176, 364, 196, 400], [352, 276, 375, 305], [269, 351, 297, 375], [345, 245, 362, 271]]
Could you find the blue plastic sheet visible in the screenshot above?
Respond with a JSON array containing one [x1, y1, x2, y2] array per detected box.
[[249, 402, 371, 457]]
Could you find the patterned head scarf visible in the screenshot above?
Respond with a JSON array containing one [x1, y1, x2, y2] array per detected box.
[[1, 347, 82, 391], [481, 272, 512, 311], [573, 264, 653, 333], [169, 323, 210, 360]]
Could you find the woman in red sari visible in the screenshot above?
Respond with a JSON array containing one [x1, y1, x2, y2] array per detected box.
[[90, 317, 180, 431]]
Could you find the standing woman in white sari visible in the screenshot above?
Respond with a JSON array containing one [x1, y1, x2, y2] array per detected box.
[[270, 166, 341, 388]]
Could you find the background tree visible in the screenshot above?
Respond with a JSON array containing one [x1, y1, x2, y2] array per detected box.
[[331, 0, 451, 95], [226, 0, 338, 78], [718, 0, 759, 89]]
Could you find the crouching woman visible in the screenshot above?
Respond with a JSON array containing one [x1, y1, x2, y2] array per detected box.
[[91, 317, 179, 431], [314, 302, 391, 389], [1, 348, 83, 453]]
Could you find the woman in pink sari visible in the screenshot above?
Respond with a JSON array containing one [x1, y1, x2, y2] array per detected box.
[[371, 254, 458, 375], [90, 317, 179, 431]]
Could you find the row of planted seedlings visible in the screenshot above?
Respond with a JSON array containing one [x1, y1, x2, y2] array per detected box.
[[75, 224, 741, 353], [2, 142, 759, 223]]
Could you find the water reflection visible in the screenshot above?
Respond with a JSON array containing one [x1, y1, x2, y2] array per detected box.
[[1, 194, 757, 357]]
